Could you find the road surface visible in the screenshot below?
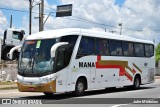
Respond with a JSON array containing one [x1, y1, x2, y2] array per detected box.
[[1, 79, 160, 107]]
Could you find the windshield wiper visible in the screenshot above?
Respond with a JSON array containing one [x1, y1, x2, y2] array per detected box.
[[21, 60, 32, 75], [31, 52, 42, 76]]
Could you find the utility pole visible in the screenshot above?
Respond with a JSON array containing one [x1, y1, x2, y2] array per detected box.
[[119, 22, 122, 35], [40, 0, 44, 31], [39, 3, 41, 32], [10, 15, 12, 28], [29, 0, 32, 35]]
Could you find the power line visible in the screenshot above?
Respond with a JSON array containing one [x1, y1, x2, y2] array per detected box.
[[0, 6, 160, 33], [44, 5, 56, 11], [72, 16, 118, 28], [40, 5, 156, 32], [0, 7, 40, 15]]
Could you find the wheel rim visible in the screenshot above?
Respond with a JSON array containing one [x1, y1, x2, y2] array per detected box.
[[77, 82, 84, 93]]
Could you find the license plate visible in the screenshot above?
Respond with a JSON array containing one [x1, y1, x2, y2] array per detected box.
[[28, 87, 35, 91]]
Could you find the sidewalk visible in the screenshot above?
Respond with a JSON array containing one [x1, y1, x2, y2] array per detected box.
[[0, 76, 160, 90]]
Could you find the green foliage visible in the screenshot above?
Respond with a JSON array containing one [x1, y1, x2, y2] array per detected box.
[[156, 43, 160, 63]]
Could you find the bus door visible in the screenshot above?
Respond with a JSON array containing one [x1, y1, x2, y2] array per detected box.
[[55, 46, 69, 92]]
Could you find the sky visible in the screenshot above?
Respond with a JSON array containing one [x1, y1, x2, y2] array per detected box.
[[0, 0, 160, 44]]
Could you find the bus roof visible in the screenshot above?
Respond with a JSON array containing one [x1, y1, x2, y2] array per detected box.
[[26, 28, 154, 44]]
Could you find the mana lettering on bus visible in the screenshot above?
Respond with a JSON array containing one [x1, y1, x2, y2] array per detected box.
[[79, 62, 95, 68]]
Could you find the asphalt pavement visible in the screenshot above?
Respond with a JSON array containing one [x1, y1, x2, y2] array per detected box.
[[0, 78, 160, 107]]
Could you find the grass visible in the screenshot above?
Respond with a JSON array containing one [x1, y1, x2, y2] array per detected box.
[[0, 86, 17, 90], [0, 81, 17, 90], [0, 81, 17, 85]]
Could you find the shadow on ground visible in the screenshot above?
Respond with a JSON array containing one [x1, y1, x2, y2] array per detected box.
[[20, 86, 156, 101]]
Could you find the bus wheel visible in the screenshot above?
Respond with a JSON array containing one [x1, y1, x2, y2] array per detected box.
[[105, 87, 116, 91], [3, 49, 11, 60], [133, 76, 141, 89], [74, 79, 86, 96], [43, 92, 53, 97], [3, 49, 17, 60]]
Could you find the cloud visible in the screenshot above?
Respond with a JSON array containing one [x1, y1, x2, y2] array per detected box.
[[0, 10, 8, 36], [0, 0, 160, 44], [0, 0, 28, 10], [43, 0, 158, 43]]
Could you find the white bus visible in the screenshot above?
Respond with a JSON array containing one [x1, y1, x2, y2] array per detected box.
[[12, 28, 155, 96]]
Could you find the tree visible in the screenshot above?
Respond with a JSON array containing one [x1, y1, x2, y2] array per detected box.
[[156, 43, 160, 64]]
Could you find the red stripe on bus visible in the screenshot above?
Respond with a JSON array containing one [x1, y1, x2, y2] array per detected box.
[[96, 62, 125, 76], [125, 71, 133, 81], [97, 55, 101, 61], [96, 56, 133, 81], [132, 69, 136, 74]]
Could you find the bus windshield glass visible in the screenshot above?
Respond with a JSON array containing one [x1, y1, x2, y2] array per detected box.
[[18, 39, 57, 76]]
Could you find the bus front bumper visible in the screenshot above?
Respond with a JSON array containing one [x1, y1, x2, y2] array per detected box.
[[17, 80, 56, 93]]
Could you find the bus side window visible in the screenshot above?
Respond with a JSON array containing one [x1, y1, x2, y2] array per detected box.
[[122, 42, 134, 56], [77, 36, 94, 58], [56, 47, 66, 72], [150, 45, 154, 57], [145, 44, 154, 57], [60, 35, 78, 63], [95, 38, 109, 56], [60, 35, 78, 49], [109, 40, 122, 56], [134, 43, 145, 57]]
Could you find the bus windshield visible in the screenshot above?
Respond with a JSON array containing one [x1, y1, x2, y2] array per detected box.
[[18, 39, 57, 76]]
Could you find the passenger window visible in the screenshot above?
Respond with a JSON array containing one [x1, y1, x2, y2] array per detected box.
[[77, 36, 94, 55], [145, 44, 154, 57], [56, 47, 66, 71], [60, 35, 78, 65], [95, 38, 109, 55], [60, 35, 78, 49], [109, 40, 122, 56], [150, 45, 154, 56], [122, 42, 134, 56], [134, 43, 144, 57]]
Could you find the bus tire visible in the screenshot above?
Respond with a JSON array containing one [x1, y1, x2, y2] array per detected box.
[[105, 87, 116, 91], [132, 76, 141, 89], [74, 78, 86, 96], [43, 92, 53, 97], [3, 49, 11, 60], [3, 48, 17, 60]]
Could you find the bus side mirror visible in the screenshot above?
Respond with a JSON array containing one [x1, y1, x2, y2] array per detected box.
[[50, 42, 68, 58], [8, 45, 22, 60]]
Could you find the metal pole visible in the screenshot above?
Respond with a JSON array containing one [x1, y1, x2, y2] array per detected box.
[[40, 0, 44, 31], [119, 23, 122, 35], [10, 15, 12, 28], [39, 3, 41, 32], [29, 0, 32, 35]]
